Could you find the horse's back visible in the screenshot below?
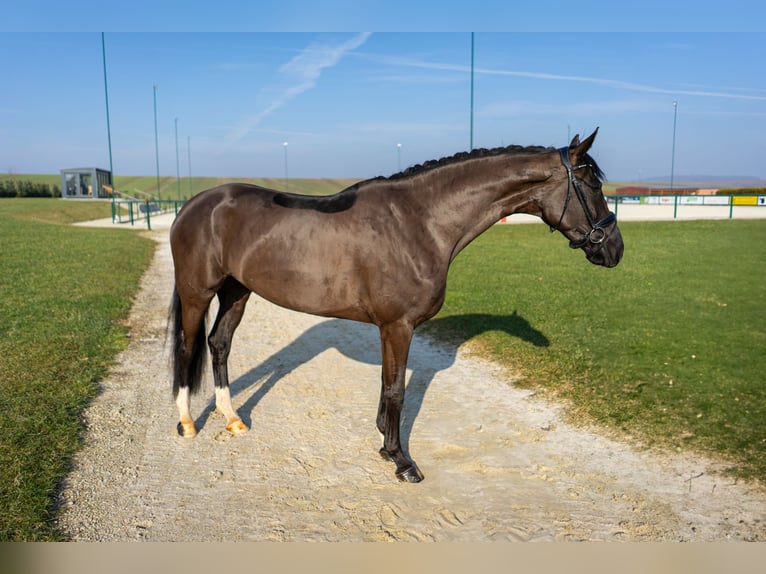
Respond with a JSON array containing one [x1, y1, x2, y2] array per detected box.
[[174, 183, 272, 220], [171, 184, 272, 243], [169, 181, 446, 324]]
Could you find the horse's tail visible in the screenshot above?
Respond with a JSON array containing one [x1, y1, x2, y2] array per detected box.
[[169, 285, 208, 397]]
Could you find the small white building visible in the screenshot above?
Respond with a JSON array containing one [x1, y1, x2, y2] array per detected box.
[[60, 168, 113, 199]]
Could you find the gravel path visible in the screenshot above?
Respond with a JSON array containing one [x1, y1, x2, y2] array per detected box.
[[56, 218, 766, 541]]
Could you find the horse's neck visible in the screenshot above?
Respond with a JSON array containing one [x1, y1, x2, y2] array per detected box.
[[409, 155, 550, 260]]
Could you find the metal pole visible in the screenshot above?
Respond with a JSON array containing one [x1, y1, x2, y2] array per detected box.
[[283, 142, 289, 192], [101, 32, 115, 222], [470, 32, 475, 151], [397, 143, 402, 172], [101, 33, 114, 185], [175, 117, 180, 199], [153, 85, 161, 199], [187, 135, 192, 197], [671, 101, 678, 218]]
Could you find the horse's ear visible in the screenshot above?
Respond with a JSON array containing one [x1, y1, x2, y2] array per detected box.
[[568, 134, 581, 148], [573, 127, 599, 156]]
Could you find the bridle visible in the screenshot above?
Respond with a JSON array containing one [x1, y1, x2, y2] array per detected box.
[[551, 147, 617, 249]]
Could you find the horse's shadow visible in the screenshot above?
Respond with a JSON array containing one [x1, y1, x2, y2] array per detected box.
[[195, 312, 549, 454]]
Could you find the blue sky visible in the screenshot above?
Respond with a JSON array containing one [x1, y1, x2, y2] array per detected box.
[[2, 5, 765, 181]]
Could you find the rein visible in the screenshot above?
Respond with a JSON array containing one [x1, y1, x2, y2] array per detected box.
[[551, 147, 617, 249]]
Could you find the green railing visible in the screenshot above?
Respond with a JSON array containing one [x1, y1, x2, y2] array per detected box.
[[110, 198, 186, 230], [609, 194, 765, 220]]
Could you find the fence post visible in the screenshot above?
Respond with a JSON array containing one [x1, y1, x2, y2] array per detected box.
[[729, 196, 734, 219]]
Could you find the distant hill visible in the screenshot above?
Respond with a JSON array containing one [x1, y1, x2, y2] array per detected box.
[[0, 174, 361, 199]]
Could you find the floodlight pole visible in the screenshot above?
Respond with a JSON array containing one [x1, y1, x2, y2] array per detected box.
[[283, 142, 289, 192], [470, 32, 475, 151], [671, 101, 678, 218], [154, 85, 161, 199], [175, 117, 181, 199], [101, 32, 115, 222], [187, 136, 192, 197], [101, 33, 113, 185]]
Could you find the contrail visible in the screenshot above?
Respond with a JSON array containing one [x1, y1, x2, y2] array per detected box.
[[227, 33, 373, 143], [367, 54, 766, 102]]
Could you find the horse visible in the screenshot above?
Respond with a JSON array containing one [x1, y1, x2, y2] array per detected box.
[[168, 129, 623, 483]]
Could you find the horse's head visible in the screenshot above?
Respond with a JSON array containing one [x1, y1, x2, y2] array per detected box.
[[542, 128, 623, 268]]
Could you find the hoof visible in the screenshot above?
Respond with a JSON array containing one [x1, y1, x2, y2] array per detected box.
[[177, 421, 197, 438], [379, 449, 424, 483], [226, 419, 249, 435], [396, 465, 425, 483]]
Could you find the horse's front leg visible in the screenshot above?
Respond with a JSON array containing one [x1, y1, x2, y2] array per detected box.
[[377, 320, 424, 483]]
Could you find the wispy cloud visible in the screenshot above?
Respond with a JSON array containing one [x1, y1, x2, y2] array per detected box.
[[364, 54, 766, 102], [227, 33, 372, 143]]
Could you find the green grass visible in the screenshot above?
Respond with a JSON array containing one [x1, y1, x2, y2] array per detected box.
[[423, 219, 766, 482], [0, 198, 155, 540]]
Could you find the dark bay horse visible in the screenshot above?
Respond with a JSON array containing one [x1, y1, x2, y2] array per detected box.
[[168, 129, 623, 482]]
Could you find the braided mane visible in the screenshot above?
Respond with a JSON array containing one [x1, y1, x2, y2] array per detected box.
[[385, 144, 554, 181]]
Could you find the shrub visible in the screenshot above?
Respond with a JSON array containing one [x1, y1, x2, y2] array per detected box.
[[0, 180, 59, 198]]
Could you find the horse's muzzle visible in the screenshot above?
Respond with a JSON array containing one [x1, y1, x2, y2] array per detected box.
[[583, 221, 623, 268]]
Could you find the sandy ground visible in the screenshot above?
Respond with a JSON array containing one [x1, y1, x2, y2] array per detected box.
[[55, 207, 766, 541]]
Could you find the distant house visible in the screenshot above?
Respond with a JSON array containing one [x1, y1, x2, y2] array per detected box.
[[60, 168, 113, 199]]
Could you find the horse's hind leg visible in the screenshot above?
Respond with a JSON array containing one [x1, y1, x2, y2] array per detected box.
[[171, 290, 213, 439], [176, 387, 196, 438], [208, 277, 251, 435]]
